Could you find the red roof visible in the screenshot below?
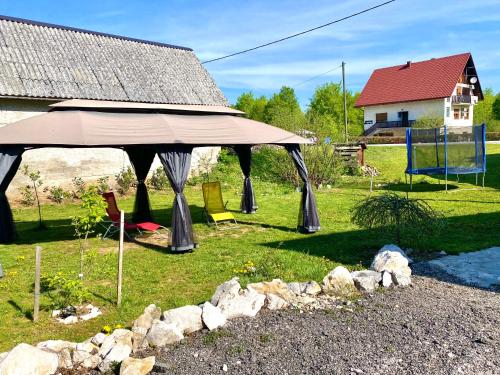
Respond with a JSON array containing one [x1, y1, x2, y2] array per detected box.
[[355, 53, 472, 107]]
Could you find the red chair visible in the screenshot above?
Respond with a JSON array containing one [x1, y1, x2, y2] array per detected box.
[[101, 192, 169, 240]]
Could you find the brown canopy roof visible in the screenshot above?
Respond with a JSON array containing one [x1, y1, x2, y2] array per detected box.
[[0, 110, 311, 147], [49, 99, 244, 115]]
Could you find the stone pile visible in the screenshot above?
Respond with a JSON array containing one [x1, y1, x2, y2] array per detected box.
[[52, 303, 103, 325], [0, 244, 411, 375]]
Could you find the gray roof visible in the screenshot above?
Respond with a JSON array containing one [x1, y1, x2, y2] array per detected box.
[[0, 15, 228, 105]]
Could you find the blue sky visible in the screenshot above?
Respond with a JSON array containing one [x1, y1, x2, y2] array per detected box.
[[1, 0, 499, 107]]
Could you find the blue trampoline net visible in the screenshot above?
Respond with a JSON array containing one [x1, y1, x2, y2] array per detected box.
[[406, 124, 486, 176]]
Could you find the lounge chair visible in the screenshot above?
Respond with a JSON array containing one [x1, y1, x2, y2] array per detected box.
[[202, 181, 237, 227], [101, 192, 169, 240]]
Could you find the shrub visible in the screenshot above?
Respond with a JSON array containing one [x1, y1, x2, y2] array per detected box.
[[149, 166, 169, 190], [97, 176, 110, 194], [48, 186, 70, 204], [41, 272, 91, 309], [115, 167, 135, 195], [351, 192, 442, 246], [72, 177, 86, 199], [19, 185, 35, 206], [412, 116, 442, 129]]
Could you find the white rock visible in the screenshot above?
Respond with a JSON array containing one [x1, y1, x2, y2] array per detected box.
[[217, 288, 266, 319], [201, 302, 227, 331], [302, 281, 322, 296], [98, 335, 116, 358], [391, 270, 412, 286], [75, 341, 96, 353], [0, 352, 8, 363], [266, 293, 288, 310], [112, 329, 134, 347], [380, 244, 413, 263], [37, 340, 77, 352], [98, 343, 132, 373], [162, 305, 203, 334], [146, 319, 184, 347], [322, 266, 355, 294], [0, 343, 59, 375], [351, 270, 382, 292], [222, 363, 228, 372], [382, 271, 393, 288], [58, 315, 78, 325], [51, 310, 61, 318], [247, 279, 295, 301], [144, 304, 162, 320], [371, 245, 413, 277], [91, 332, 107, 347], [211, 277, 241, 306], [120, 356, 155, 375], [72, 350, 101, 369], [80, 308, 102, 321], [287, 282, 302, 295]]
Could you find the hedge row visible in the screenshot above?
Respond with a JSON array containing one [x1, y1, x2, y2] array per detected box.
[[360, 132, 500, 144]]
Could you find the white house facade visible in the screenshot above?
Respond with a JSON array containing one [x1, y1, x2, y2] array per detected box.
[[356, 53, 483, 135]]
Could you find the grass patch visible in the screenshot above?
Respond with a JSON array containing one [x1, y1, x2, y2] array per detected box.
[[202, 328, 233, 345], [0, 145, 499, 350]]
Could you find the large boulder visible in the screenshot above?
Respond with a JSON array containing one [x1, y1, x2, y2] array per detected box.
[[391, 270, 412, 286], [98, 329, 133, 359], [217, 288, 266, 319], [120, 356, 155, 375], [201, 302, 226, 331], [247, 279, 295, 301], [266, 293, 289, 310], [0, 343, 59, 375], [322, 266, 355, 295], [211, 277, 241, 306], [162, 305, 203, 334], [146, 319, 184, 347], [131, 304, 161, 352], [371, 245, 412, 277], [98, 343, 132, 373], [301, 281, 322, 296], [351, 270, 382, 292], [72, 350, 101, 370]]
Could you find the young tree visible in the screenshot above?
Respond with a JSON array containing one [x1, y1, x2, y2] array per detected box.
[[22, 165, 44, 229], [474, 88, 495, 125]]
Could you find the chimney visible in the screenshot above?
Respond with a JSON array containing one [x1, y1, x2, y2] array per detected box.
[[406, 61, 412, 68]]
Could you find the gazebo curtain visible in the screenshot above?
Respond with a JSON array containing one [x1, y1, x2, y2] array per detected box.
[[285, 144, 320, 233], [126, 147, 156, 223], [157, 145, 196, 251], [234, 145, 257, 214], [0, 147, 23, 243]]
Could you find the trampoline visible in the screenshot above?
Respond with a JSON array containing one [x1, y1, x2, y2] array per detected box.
[[405, 124, 486, 191]]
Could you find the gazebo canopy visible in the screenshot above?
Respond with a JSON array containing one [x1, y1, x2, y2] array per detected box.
[[0, 108, 311, 147], [0, 101, 320, 250]]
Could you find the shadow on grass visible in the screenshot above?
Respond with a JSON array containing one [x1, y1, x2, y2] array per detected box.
[[8, 300, 33, 320]]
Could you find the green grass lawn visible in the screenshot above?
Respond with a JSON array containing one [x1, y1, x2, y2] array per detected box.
[[0, 145, 499, 351]]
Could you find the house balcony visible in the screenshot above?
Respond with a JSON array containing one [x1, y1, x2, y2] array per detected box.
[[451, 95, 474, 104]]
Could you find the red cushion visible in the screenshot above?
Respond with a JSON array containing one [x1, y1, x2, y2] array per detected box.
[[136, 222, 162, 232]]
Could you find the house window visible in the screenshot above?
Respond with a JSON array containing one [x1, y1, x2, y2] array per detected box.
[[462, 107, 469, 120], [446, 107, 450, 117], [375, 113, 388, 122], [446, 97, 450, 103], [454, 108, 460, 119]]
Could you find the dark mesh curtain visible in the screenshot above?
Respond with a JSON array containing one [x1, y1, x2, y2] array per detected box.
[[126, 147, 156, 223], [285, 144, 320, 233], [234, 145, 257, 213], [0, 147, 23, 243], [157, 145, 196, 251]]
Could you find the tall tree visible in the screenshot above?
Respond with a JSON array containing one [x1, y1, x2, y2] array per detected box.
[[473, 88, 495, 125], [234, 92, 268, 122], [492, 94, 500, 121], [307, 83, 363, 141], [263, 86, 305, 132]]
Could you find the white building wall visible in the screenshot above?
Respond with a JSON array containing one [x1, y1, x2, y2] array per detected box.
[[363, 99, 445, 130], [0, 98, 220, 197]]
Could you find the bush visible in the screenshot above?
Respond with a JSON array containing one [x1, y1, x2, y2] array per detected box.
[[115, 167, 135, 195], [41, 272, 91, 309], [72, 177, 86, 199], [351, 192, 442, 246], [19, 185, 35, 206], [48, 186, 70, 204], [97, 176, 110, 194], [149, 166, 169, 190], [412, 116, 442, 129], [253, 145, 348, 187]]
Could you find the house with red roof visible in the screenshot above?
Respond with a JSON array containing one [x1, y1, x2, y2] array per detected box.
[[355, 52, 483, 135]]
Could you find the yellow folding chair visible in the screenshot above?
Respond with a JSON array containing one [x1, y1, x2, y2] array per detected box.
[[202, 181, 237, 227]]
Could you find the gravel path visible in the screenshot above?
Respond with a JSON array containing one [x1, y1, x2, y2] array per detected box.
[[145, 274, 500, 375]]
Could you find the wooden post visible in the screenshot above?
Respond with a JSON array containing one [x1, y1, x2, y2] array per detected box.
[[117, 210, 124, 307], [33, 246, 41, 322]]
